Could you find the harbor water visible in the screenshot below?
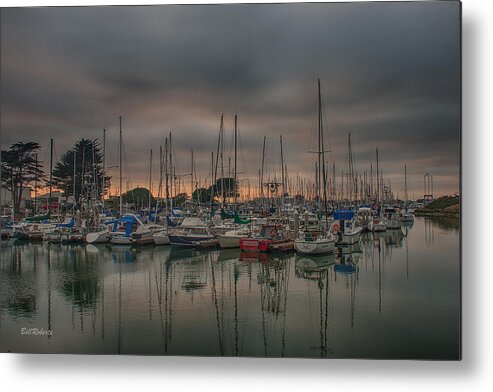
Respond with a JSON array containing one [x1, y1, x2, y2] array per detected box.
[[0, 217, 460, 359]]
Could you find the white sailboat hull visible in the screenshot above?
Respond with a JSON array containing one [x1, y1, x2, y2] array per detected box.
[[340, 227, 363, 245], [294, 237, 335, 255], [86, 230, 110, 244]]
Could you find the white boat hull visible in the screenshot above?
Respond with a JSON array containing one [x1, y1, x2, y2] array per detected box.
[[153, 231, 170, 245], [294, 237, 335, 255], [340, 227, 363, 245], [86, 230, 110, 244], [218, 235, 241, 248]]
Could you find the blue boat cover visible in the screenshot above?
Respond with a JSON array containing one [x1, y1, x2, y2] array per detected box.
[[56, 217, 75, 228], [333, 210, 354, 220]]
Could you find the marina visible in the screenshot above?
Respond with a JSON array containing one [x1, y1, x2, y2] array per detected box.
[[0, 216, 459, 358], [0, 81, 460, 358]]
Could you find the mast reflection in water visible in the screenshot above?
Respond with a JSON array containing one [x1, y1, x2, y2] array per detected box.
[[0, 217, 460, 359]]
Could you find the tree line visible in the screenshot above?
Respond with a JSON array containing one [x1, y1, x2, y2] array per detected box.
[[1, 139, 109, 213], [1, 138, 238, 214]]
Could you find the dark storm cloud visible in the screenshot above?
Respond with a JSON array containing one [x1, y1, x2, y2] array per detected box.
[[0, 2, 460, 196]]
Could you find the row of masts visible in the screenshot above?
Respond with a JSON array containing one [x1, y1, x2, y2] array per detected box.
[[36, 81, 407, 218]]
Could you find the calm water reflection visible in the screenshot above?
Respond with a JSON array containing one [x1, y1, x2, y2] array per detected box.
[[0, 217, 460, 359]]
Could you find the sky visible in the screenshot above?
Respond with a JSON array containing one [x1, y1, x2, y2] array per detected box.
[[0, 1, 461, 199]]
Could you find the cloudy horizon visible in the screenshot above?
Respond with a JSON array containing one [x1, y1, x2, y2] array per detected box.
[[0, 2, 461, 200]]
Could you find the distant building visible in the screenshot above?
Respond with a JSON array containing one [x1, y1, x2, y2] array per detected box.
[[34, 191, 64, 212]]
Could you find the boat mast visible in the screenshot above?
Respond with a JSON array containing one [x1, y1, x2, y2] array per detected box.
[[234, 114, 238, 208], [119, 116, 123, 216], [169, 132, 173, 212], [376, 147, 380, 204], [348, 132, 354, 202], [220, 115, 225, 206], [404, 164, 408, 212], [34, 153, 38, 214], [260, 136, 266, 209], [49, 138, 53, 212], [72, 149, 76, 215], [164, 137, 169, 215], [102, 128, 106, 210], [318, 79, 329, 228], [149, 148, 153, 211], [190, 149, 194, 205], [280, 135, 285, 199], [155, 145, 163, 221], [211, 151, 214, 205]]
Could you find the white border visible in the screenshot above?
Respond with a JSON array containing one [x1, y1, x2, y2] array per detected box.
[[1, 0, 491, 390]]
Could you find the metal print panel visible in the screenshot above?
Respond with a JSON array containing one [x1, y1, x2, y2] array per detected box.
[[0, 1, 461, 359]]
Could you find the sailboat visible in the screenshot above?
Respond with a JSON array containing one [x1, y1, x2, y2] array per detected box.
[[85, 125, 115, 244], [295, 79, 336, 255], [218, 213, 254, 248], [402, 165, 414, 223]]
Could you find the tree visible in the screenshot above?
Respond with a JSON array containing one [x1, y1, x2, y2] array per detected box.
[[192, 187, 213, 204], [52, 138, 110, 204], [122, 187, 155, 208], [211, 177, 238, 199], [1, 142, 45, 213], [172, 193, 188, 206]]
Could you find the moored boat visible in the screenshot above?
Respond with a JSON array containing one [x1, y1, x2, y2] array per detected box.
[[384, 207, 403, 229], [239, 223, 294, 252], [153, 229, 170, 245], [168, 217, 216, 248], [218, 227, 252, 249], [332, 210, 363, 245], [294, 230, 336, 255]]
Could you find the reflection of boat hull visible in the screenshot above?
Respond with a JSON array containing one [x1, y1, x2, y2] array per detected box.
[[296, 254, 336, 269], [334, 263, 357, 274], [403, 214, 414, 223], [340, 242, 362, 255], [217, 248, 241, 261], [295, 254, 335, 279], [239, 250, 269, 263], [368, 221, 387, 232], [387, 220, 403, 229]]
